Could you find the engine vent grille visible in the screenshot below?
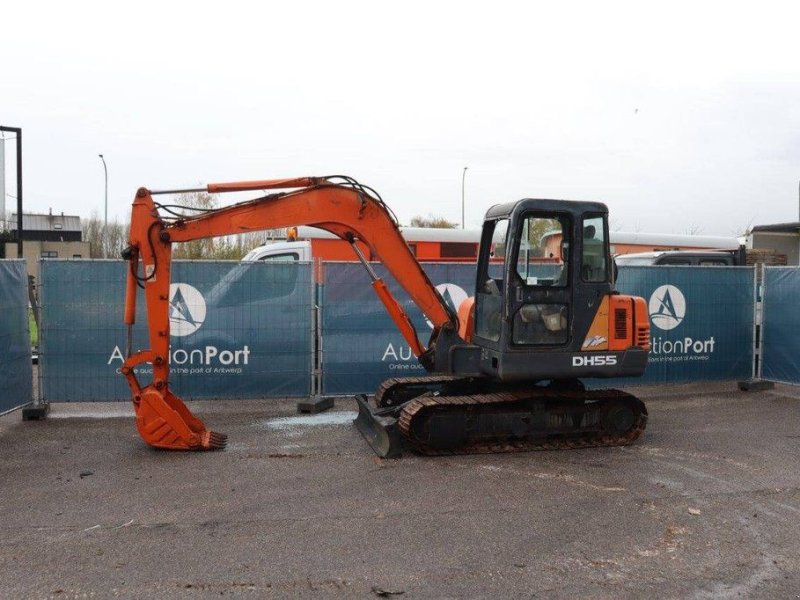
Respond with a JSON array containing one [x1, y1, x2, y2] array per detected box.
[[614, 308, 628, 339]]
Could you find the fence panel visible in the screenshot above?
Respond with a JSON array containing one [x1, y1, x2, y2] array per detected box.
[[608, 266, 754, 384], [40, 259, 313, 401], [321, 264, 755, 394], [0, 260, 33, 413], [321, 263, 476, 394], [762, 267, 800, 384], [37, 260, 758, 401]]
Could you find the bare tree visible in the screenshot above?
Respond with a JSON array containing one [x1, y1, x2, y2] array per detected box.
[[409, 214, 459, 228], [169, 192, 267, 260], [81, 211, 130, 258], [170, 192, 218, 259], [684, 224, 703, 235], [82, 195, 272, 260]]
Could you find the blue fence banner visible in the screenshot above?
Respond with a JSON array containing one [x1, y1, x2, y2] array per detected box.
[[612, 266, 754, 385], [322, 264, 755, 394], [37, 259, 759, 402], [0, 260, 33, 413], [321, 262, 476, 394], [40, 260, 313, 401], [762, 267, 800, 384]]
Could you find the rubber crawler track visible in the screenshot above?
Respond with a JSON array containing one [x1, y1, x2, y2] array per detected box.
[[396, 388, 647, 456]]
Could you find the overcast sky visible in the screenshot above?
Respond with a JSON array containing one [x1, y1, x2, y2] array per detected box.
[[2, 1, 800, 236]]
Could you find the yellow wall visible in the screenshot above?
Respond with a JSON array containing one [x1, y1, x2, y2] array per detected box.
[[4, 241, 92, 280]]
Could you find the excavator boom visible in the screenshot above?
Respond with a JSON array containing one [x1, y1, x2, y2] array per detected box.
[[122, 176, 458, 450]]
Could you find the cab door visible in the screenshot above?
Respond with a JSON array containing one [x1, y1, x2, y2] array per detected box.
[[505, 212, 574, 350]]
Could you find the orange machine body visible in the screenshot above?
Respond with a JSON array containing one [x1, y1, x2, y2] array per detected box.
[[121, 176, 651, 454], [581, 295, 651, 352]]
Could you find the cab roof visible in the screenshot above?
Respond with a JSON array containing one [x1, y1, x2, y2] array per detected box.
[[484, 199, 608, 220]]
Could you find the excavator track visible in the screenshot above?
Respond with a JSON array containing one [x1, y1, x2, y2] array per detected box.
[[375, 375, 473, 407], [395, 388, 646, 456]]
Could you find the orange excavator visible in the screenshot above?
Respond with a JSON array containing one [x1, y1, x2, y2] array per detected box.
[[121, 175, 651, 457]]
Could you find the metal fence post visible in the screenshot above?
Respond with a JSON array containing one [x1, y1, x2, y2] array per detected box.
[[758, 263, 765, 381], [22, 259, 49, 419], [738, 262, 774, 391], [751, 265, 758, 380], [297, 259, 333, 413]]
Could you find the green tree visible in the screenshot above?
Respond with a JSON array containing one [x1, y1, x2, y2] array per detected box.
[[525, 217, 561, 255]]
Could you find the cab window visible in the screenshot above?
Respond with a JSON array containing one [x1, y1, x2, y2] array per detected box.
[[660, 258, 691, 265], [258, 252, 299, 262], [515, 214, 569, 287], [581, 215, 608, 282], [699, 259, 729, 266], [475, 218, 509, 341]]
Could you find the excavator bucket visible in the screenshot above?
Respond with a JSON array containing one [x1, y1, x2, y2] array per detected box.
[[353, 395, 404, 458], [134, 388, 227, 451]]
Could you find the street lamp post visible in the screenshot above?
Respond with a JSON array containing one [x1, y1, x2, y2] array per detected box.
[[461, 166, 468, 229], [98, 154, 108, 227]]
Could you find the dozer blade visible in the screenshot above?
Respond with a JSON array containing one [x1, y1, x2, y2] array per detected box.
[[353, 395, 404, 458], [134, 388, 227, 451]]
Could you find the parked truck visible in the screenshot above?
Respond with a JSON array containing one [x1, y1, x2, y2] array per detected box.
[[242, 226, 482, 264], [615, 246, 787, 267]]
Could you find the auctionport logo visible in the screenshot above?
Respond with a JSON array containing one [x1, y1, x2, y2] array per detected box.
[[648, 285, 686, 331], [425, 283, 468, 329], [169, 283, 206, 337], [107, 281, 250, 372]]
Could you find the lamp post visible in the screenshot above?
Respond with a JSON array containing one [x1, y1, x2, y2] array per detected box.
[[98, 154, 108, 227], [461, 166, 468, 229]]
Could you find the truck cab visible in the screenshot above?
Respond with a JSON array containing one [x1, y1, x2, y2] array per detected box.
[[241, 226, 482, 264], [242, 240, 312, 263]]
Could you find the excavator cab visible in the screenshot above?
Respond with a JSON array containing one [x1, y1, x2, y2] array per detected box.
[[470, 199, 649, 382], [357, 199, 651, 457]]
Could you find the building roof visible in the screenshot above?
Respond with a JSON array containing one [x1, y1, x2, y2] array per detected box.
[[541, 229, 741, 250], [280, 224, 744, 250], [750, 222, 800, 234], [8, 212, 81, 232], [609, 231, 740, 249], [292, 225, 482, 243]]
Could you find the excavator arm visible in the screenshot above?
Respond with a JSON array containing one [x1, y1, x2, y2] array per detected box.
[[121, 176, 459, 450]]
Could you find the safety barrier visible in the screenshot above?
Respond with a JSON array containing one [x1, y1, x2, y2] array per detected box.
[[39, 260, 313, 401], [320, 264, 756, 393], [761, 267, 800, 385], [320, 262, 476, 395], [613, 266, 755, 385], [34, 260, 760, 402], [0, 260, 33, 414]]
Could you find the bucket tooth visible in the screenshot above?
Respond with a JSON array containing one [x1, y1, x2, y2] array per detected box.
[[353, 395, 404, 458]]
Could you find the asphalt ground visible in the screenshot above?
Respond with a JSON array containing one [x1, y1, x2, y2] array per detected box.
[[1, 382, 799, 599]]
